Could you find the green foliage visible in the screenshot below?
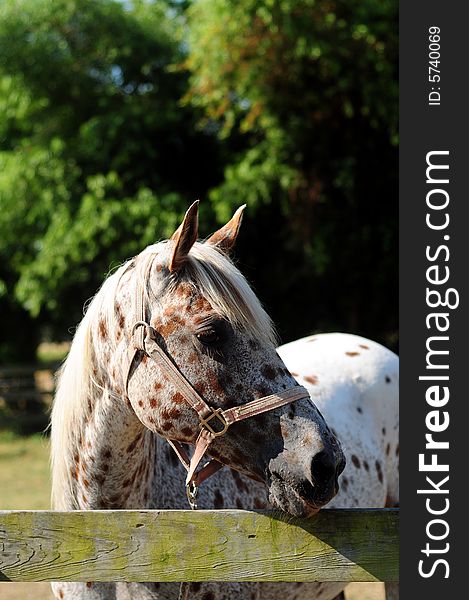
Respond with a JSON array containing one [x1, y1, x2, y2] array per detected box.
[[0, 0, 397, 361], [186, 0, 398, 345], [0, 0, 221, 352]]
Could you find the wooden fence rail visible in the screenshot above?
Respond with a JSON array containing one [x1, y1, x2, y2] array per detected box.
[[0, 509, 398, 583], [0, 364, 57, 433]]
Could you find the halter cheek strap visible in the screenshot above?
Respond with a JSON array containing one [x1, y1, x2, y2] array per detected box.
[[123, 254, 310, 508]]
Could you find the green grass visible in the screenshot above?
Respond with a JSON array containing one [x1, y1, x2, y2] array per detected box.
[[36, 341, 70, 365], [0, 431, 51, 509], [0, 432, 53, 598]]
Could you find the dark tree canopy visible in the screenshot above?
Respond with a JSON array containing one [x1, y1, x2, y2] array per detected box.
[[0, 0, 397, 362]]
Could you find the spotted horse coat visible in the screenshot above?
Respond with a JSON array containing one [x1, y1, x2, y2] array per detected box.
[[50, 204, 395, 600], [278, 332, 399, 600]]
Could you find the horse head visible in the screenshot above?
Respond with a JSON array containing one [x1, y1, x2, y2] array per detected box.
[[123, 202, 345, 516]]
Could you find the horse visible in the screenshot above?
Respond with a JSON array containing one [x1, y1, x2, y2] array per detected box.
[[278, 332, 399, 511], [50, 202, 397, 600], [278, 333, 399, 600]]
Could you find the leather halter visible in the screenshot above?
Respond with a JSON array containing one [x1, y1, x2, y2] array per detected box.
[[123, 253, 310, 508]]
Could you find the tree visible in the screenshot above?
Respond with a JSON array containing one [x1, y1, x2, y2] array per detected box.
[[0, 0, 398, 362], [185, 0, 398, 348], [0, 0, 222, 360]]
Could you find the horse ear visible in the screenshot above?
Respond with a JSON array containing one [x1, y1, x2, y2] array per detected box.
[[206, 204, 246, 253], [169, 200, 199, 272]]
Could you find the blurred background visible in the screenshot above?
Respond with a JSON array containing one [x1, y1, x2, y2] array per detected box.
[[0, 0, 396, 596]]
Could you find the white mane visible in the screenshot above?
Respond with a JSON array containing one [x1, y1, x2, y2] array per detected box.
[[50, 240, 276, 509]]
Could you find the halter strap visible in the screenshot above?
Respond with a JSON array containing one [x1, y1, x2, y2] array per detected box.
[[126, 321, 309, 507], [122, 256, 309, 508]]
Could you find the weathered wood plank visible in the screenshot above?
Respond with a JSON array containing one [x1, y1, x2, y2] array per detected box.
[[0, 509, 398, 583]]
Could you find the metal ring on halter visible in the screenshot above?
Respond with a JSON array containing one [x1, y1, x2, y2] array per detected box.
[[199, 407, 229, 437], [132, 321, 152, 336], [131, 321, 154, 352], [186, 481, 198, 510]]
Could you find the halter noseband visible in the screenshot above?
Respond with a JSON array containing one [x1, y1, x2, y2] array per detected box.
[[123, 255, 310, 508]]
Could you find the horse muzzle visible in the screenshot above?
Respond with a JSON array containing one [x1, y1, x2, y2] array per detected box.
[[267, 447, 346, 517]]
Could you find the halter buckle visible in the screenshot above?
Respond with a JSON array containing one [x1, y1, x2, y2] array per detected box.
[[199, 408, 229, 437], [186, 481, 198, 510]]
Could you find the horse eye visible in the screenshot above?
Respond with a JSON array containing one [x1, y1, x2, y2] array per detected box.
[[196, 330, 220, 345]]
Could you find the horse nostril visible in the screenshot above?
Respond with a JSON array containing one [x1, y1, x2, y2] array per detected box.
[[311, 450, 338, 484]]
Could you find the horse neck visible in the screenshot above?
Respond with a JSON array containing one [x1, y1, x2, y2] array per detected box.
[[70, 380, 158, 510], [61, 294, 159, 510], [87, 303, 163, 509]]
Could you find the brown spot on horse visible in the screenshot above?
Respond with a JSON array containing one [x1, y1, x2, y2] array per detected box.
[[256, 383, 270, 397], [375, 460, 383, 483], [163, 306, 177, 317], [262, 365, 277, 380], [172, 392, 185, 404], [98, 319, 107, 339], [208, 374, 224, 396], [158, 321, 179, 338], [231, 469, 249, 493], [117, 311, 125, 329], [304, 375, 319, 385], [194, 297, 212, 312], [213, 489, 224, 508], [176, 283, 193, 299], [194, 381, 207, 395], [163, 407, 181, 420], [345, 351, 360, 357]]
